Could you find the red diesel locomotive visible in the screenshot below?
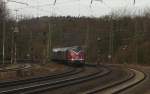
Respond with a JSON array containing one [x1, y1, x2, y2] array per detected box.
[[52, 46, 85, 65]]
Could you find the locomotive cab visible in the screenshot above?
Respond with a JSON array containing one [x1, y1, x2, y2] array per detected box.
[[67, 47, 85, 65]]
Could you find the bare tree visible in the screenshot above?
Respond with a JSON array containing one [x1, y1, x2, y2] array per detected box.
[[0, 1, 5, 20]]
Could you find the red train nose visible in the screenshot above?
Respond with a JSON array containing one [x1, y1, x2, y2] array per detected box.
[[67, 50, 84, 61]]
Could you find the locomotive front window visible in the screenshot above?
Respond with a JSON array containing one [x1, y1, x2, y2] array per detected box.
[[73, 47, 82, 52]]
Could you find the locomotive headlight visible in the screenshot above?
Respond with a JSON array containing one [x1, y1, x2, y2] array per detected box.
[[71, 59, 74, 61]]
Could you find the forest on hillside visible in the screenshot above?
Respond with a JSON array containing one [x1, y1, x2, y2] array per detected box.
[[0, 0, 150, 64], [14, 15, 150, 64]]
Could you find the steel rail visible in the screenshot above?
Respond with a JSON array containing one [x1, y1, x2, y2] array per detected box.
[[18, 67, 110, 94], [112, 69, 146, 94], [0, 67, 78, 88], [83, 68, 146, 94], [83, 68, 135, 94], [0, 66, 110, 94]]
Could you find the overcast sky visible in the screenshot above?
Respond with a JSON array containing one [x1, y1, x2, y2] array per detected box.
[[5, 0, 150, 18]]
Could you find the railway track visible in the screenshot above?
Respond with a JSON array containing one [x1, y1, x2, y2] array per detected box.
[[0, 67, 84, 94], [83, 68, 146, 94], [0, 66, 77, 88], [0, 64, 145, 94], [0, 65, 110, 94]]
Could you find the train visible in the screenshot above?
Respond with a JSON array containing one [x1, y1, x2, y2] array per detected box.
[[51, 46, 85, 65]]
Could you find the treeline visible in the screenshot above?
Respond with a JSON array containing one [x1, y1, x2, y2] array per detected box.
[[0, 4, 150, 64], [0, 1, 14, 62], [17, 15, 150, 64]]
